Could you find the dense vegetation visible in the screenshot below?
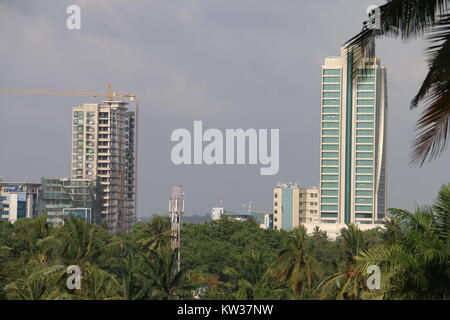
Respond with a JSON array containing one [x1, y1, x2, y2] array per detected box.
[[0, 184, 449, 300]]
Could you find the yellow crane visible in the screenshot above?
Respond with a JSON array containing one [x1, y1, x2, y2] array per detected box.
[[0, 83, 136, 101]]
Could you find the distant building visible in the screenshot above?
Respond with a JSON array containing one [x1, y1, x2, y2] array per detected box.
[[38, 177, 102, 226], [0, 182, 40, 222], [211, 207, 273, 230], [273, 183, 319, 231]]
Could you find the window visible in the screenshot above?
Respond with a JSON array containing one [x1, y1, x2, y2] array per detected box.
[[322, 129, 339, 136], [357, 122, 374, 129], [321, 175, 338, 181], [357, 114, 374, 121], [357, 69, 375, 76], [322, 99, 340, 105], [322, 190, 338, 196], [356, 175, 373, 181], [357, 84, 375, 90], [356, 152, 373, 159], [323, 84, 340, 90], [357, 76, 375, 83], [355, 205, 372, 212], [356, 137, 373, 143], [323, 69, 341, 75], [321, 182, 338, 188], [356, 190, 372, 196], [323, 92, 340, 98], [322, 107, 340, 113], [322, 159, 338, 166], [322, 152, 338, 158], [322, 144, 339, 151], [323, 77, 340, 83], [322, 137, 339, 143], [356, 160, 373, 166], [356, 198, 372, 204], [356, 183, 373, 188], [321, 197, 338, 203], [321, 167, 338, 173], [321, 205, 338, 211], [357, 107, 374, 113], [357, 99, 374, 105], [356, 167, 373, 173], [357, 92, 375, 98], [357, 130, 373, 136], [322, 114, 339, 121], [322, 122, 339, 128], [356, 145, 373, 151], [356, 213, 372, 218]]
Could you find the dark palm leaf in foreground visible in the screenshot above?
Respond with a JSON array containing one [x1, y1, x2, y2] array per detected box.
[[345, 0, 450, 165]]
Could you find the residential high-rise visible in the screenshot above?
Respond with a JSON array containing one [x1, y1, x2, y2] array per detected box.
[[273, 183, 319, 231], [71, 101, 136, 234], [319, 47, 387, 226]]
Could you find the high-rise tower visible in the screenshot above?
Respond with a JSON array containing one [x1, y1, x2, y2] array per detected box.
[[71, 100, 136, 234], [319, 47, 387, 225]]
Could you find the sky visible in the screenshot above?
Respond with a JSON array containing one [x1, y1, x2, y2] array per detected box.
[[1, 0, 449, 217]]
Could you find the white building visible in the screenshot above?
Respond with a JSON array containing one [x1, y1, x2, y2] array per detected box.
[[319, 46, 387, 226]]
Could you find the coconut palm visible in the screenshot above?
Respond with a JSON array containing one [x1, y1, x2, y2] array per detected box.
[[354, 184, 450, 299], [346, 0, 450, 165], [272, 226, 316, 298]]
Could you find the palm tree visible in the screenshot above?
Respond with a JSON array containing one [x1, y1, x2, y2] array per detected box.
[[346, 0, 450, 165], [272, 226, 316, 298], [142, 248, 197, 300], [136, 216, 172, 251], [354, 183, 450, 299]]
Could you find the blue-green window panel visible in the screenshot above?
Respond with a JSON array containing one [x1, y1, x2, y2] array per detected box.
[[356, 182, 373, 189], [323, 99, 340, 105], [322, 152, 339, 158], [0, 196, 8, 201], [321, 212, 338, 218], [356, 213, 373, 219], [321, 197, 338, 204], [323, 69, 341, 75], [356, 145, 373, 151], [355, 197, 372, 204], [357, 84, 375, 90], [322, 137, 339, 143], [322, 144, 339, 151], [322, 159, 339, 166], [356, 190, 372, 196], [322, 129, 339, 136], [322, 122, 339, 129], [321, 205, 338, 211], [321, 190, 338, 196], [357, 92, 375, 98], [321, 182, 338, 188], [356, 137, 374, 143], [357, 114, 374, 121], [357, 69, 375, 76], [322, 107, 340, 113], [356, 122, 374, 129], [356, 152, 373, 159], [323, 92, 340, 98], [356, 175, 373, 181], [357, 77, 375, 83], [323, 84, 340, 90], [355, 205, 373, 212], [323, 77, 340, 83], [356, 130, 374, 136], [322, 175, 338, 181], [357, 107, 374, 113], [356, 167, 373, 173], [356, 160, 373, 166], [357, 99, 374, 106], [0, 211, 9, 215], [322, 114, 340, 121], [321, 167, 339, 173]]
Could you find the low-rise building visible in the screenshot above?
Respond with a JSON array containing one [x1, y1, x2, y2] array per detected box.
[[0, 182, 40, 222], [38, 177, 102, 226], [273, 183, 319, 231], [211, 207, 273, 230]]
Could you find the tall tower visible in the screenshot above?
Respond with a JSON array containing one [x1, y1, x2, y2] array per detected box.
[[169, 185, 184, 271], [71, 100, 136, 234], [319, 47, 387, 225]]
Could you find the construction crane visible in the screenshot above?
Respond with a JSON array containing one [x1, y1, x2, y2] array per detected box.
[[0, 82, 139, 227], [0, 82, 136, 102]]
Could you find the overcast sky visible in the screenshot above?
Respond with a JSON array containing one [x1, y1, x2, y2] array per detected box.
[[1, 0, 449, 217]]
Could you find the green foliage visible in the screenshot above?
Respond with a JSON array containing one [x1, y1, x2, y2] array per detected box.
[[1, 185, 450, 300]]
